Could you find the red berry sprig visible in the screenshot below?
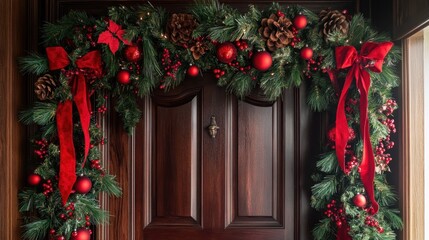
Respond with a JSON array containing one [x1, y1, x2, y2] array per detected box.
[[97, 105, 107, 113], [380, 99, 397, 116], [234, 40, 249, 51], [324, 199, 347, 228], [160, 48, 182, 89], [42, 179, 54, 196], [34, 139, 48, 159], [85, 214, 91, 227], [364, 216, 384, 233], [345, 155, 359, 174], [304, 56, 324, 78], [213, 69, 225, 79]]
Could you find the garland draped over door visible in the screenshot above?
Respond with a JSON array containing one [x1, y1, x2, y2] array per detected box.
[[19, 1, 402, 239]]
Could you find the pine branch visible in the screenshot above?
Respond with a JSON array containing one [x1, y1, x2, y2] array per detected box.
[[19, 102, 57, 125], [22, 219, 50, 240], [316, 152, 338, 173], [19, 53, 49, 75], [99, 174, 122, 197], [226, 72, 255, 98], [313, 218, 334, 240], [311, 175, 338, 201]]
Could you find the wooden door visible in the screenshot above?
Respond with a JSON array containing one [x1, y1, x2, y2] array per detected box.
[[40, 1, 359, 239], [134, 74, 294, 240]]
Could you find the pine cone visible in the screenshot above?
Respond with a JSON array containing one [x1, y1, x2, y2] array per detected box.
[[319, 10, 350, 41], [35, 74, 57, 101], [190, 41, 208, 60], [166, 13, 198, 46], [258, 13, 294, 51]]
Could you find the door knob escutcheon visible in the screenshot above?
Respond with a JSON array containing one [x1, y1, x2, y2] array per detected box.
[[208, 116, 220, 138]]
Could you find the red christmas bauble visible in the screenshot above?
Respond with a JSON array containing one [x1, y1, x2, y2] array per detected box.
[[187, 65, 199, 77], [353, 194, 367, 208], [74, 176, 92, 194], [117, 70, 131, 85], [28, 173, 42, 186], [124, 45, 142, 62], [216, 42, 237, 63], [252, 51, 273, 71], [71, 228, 91, 240], [300, 47, 313, 60], [293, 15, 308, 29]]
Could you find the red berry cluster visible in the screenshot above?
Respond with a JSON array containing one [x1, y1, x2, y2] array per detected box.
[[82, 25, 97, 48], [383, 118, 396, 134], [364, 216, 384, 233], [345, 154, 359, 174], [34, 139, 48, 159], [304, 56, 324, 78], [234, 40, 249, 51], [380, 99, 397, 116], [98, 105, 107, 113], [90, 159, 104, 173], [42, 179, 54, 196], [126, 63, 142, 75], [160, 48, 182, 88], [85, 214, 91, 227], [324, 200, 347, 228], [49, 229, 65, 240], [345, 98, 358, 114], [60, 202, 76, 219], [213, 69, 226, 79]]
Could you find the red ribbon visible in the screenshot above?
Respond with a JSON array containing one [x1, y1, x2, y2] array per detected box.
[[336, 221, 352, 240], [46, 46, 102, 205], [335, 42, 393, 214]]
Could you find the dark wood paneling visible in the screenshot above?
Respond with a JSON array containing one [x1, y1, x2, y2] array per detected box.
[[152, 97, 201, 225], [0, 0, 28, 239], [393, 0, 429, 39]]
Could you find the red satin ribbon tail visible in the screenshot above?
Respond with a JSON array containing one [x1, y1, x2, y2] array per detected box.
[[336, 223, 352, 240], [56, 101, 77, 205]]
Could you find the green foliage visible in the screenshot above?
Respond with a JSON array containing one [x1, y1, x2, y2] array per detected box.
[[19, 102, 57, 125], [22, 219, 50, 240], [19, 53, 49, 75]]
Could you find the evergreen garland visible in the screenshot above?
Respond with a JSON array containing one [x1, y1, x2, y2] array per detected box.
[[19, 1, 402, 239]]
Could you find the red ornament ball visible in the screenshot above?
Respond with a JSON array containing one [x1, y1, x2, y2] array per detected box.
[[293, 15, 308, 29], [353, 193, 367, 208], [300, 47, 313, 60], [216, 42, 237, 63], [252, 51, 273, 71], [74, 176, 92, 194], [28, 173, 42, 186], [71, 228, 91, 240], [117, 70, 131, 85], [123, 45, 142, 62], [187, 65, 199, 77]]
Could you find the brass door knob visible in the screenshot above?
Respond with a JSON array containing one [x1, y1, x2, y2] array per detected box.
[[207, 116, 220, 138]]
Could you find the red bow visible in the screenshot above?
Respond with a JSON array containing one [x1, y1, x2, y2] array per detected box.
[[335, 41, 393, 214], [46, 46, 102, 205]]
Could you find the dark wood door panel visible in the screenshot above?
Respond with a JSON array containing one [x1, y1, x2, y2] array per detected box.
[[152, 96, 201, 226], [227, 100, 284, 228]]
